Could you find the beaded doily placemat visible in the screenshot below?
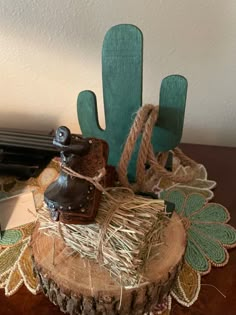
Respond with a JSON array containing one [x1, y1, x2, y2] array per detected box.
[[152, 155, 217, 201], [160, 189, 236, 314], [0, 222, 38, 295], [0, 158, 235, 315], [0, 160, 59, 296]]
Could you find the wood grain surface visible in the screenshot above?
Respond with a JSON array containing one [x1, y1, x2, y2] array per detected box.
[[31, 212, 185, 314], [1, 143, 236, 315]]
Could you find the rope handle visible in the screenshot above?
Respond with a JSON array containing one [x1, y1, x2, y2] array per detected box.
[[117, 104, 198, 191]]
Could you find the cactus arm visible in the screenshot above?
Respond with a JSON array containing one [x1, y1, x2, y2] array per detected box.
[[152, 75, 188, 152], [77, 90, 103, 139]]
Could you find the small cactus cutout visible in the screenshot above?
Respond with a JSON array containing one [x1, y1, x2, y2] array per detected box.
[[78, 24, 187, 181]]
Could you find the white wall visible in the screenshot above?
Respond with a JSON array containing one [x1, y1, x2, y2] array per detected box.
[[0, 0, 235, 147]]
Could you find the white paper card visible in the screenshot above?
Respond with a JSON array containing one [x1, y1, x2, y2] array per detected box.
[[0, 191, 37, 230]]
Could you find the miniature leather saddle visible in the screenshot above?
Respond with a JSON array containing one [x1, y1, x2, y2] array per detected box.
[[44, 126, 111, 224]]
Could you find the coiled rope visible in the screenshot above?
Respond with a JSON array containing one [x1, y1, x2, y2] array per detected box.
[[117, 104, 198, 191]]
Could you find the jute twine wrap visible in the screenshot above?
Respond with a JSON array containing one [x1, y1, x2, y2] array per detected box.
[[61, 165, 124, 263], [62, 164, 111, 199], [118, 104, 198, 191]]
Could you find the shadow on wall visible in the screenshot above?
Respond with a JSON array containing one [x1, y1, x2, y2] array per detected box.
[[0, 112, 58, 132]]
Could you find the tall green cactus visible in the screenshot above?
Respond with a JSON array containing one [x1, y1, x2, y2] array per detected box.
[[77, 24, 187, 181]]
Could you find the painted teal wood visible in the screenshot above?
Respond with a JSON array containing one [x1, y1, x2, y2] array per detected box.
[[77, 24, 187, 181], [152, 75, 188, 152], [78, 24, 142, 180]]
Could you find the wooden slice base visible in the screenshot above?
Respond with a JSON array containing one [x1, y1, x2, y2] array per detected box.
[[31, 212, 186, 315]]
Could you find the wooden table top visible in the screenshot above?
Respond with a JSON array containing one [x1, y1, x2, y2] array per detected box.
[[1, 143, 236, 315]]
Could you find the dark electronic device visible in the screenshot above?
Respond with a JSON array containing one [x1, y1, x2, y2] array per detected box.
[[0, 128, 60, 179]]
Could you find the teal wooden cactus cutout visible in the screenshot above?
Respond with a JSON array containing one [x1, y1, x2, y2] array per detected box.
[[77, 24, 187, 181]]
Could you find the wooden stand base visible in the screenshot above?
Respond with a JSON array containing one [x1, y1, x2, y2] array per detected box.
[[31, 213, 186, 315]]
